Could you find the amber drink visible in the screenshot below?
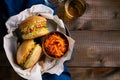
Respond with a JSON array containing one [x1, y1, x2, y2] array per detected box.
[[65, 0, 86, 19]]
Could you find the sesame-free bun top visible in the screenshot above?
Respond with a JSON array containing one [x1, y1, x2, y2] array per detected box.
[[19, 16, 49, 39], [16, 40, 42, 69], [20, 16, 47, 29]]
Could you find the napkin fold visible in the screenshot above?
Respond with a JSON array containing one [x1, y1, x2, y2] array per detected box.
[[4, 4, 75, 80]]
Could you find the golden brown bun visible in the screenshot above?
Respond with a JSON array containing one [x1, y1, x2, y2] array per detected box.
[[16, 40, 42, 69], [91, 68, 115, 77], [19, 16, 49, 40], [20, 16, 47, 29]]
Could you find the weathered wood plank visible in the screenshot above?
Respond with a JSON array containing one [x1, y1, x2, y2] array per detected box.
[[66, 31, 120, 67], [0, 66, 24, 80], [1, 0, 120, 79], [57, 0, 120, 30], [80, 0, 120, 30], [68, 67, 120, 80], [0, 50, 10, 66]]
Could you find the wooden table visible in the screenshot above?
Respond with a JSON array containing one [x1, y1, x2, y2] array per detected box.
[[57, 0, 120, 67], [58, 0, 120, 80], [1, 0, 120, 80]]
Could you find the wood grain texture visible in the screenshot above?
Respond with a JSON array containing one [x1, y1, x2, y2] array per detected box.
[[1, 0, 120, 79], [0, 50, 10, 66], [57, 0, 120, 30], [66, 31, 120, 67], [68, 67, 120, 80], [0, 66, 25, 80]]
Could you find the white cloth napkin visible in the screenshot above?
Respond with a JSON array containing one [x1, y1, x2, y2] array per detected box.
[[4, 4, 75, 80]]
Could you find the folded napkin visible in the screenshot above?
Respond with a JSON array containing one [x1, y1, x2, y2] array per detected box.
[[4, 4, 75, 80]]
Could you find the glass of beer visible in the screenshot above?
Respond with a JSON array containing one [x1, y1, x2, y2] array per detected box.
[[65, 0, 86, 19]]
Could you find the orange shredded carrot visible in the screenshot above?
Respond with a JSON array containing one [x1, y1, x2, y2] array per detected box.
[[44, 34, 67, 57]]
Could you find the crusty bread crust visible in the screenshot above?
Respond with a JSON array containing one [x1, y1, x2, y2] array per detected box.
[[24, 44, 42, 69], [19, 16, 49, 40], [16, 40, 42, 69], [17, 40, 35, 65], [19, 16, 47, 29]]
